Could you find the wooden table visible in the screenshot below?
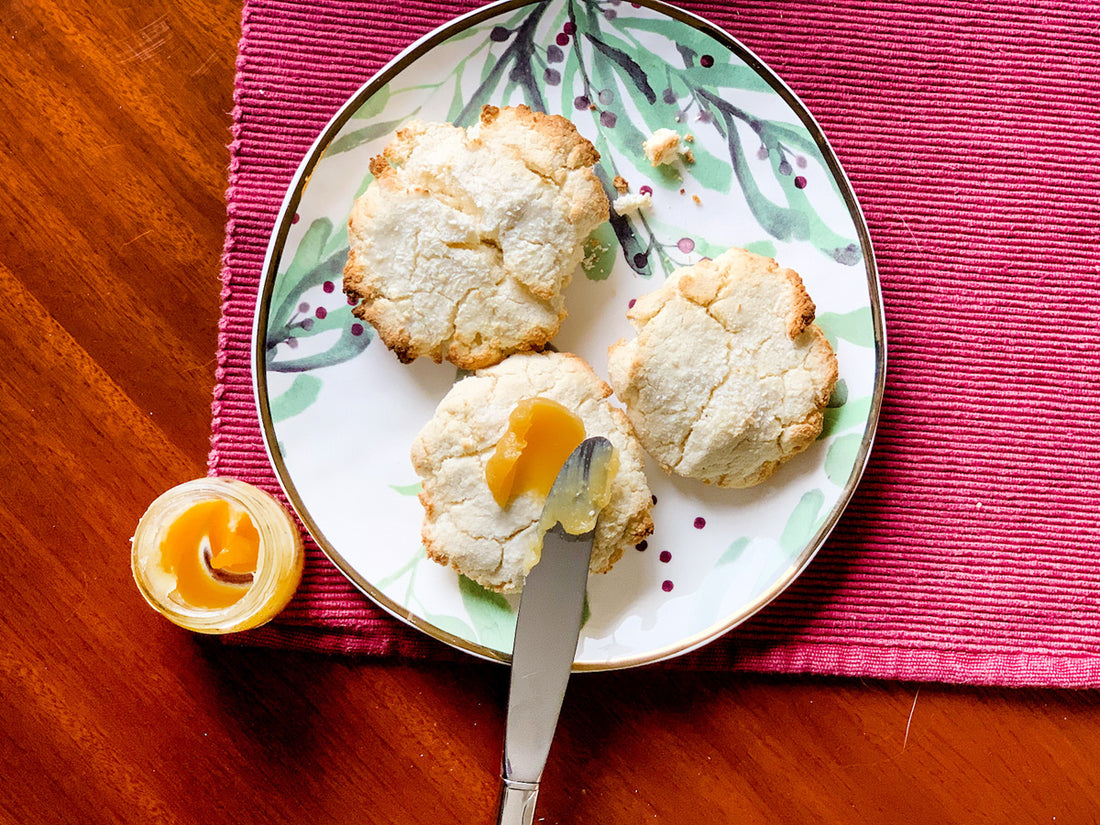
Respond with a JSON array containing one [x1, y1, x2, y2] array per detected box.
[[4, 2, 1097, 822]]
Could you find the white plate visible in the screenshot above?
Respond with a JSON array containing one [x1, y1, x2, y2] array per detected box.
[[254, 0, 885, 669]]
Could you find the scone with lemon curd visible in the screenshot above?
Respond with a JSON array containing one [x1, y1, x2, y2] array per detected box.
[[344, 104, 609, 370], [608, 247, 838, 488], [411, 351, 653, 593]]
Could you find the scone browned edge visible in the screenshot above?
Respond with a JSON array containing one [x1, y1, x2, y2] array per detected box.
[[343, 104, 608, 371], [411, 351, 653, 593], [608, 247, 838, 488]]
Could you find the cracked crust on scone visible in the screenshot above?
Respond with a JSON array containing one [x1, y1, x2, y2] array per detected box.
[[344, 105, 609, 370], [607, 247, 838, 488], [411, 351, 653, 593]]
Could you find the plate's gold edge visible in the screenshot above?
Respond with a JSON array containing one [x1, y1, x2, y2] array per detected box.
[[252, 0, 887, 673]]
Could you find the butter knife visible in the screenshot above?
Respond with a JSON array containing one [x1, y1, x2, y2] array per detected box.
[[495, 436, 615, 825]]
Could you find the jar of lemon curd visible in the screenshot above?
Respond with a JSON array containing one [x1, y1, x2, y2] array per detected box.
[[131, 478, 304, 634]]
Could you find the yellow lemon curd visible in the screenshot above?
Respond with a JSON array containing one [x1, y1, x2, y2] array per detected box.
[[159, 499, 259, 610], [485, 397, 586, 508], [131, 478, 304, 634]]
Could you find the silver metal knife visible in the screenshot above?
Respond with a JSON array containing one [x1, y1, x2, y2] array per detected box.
[[495, 436, 615, 825]]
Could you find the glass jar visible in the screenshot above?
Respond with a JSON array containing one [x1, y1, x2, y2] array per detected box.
[[131, 478, 304, 634]]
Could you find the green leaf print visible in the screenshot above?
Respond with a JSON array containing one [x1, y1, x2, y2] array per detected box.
[[825, 433, 863, 486], [581, 222, 618, 280], [459, 575, 516, 650], [327, 115, 410, 157], [389, 482, 423, 496], [717, 536, 751, 566], [780, 489, 825, 556], [266, 217, 372, 375], [269, 374, 323, 424], [540, 0, 858, 273], [453, 1, 554, 126], [742, 239, 777, 259], [820, 394, 871, 441], [816, 307, 875, 350], [427, 614, 479, 642]]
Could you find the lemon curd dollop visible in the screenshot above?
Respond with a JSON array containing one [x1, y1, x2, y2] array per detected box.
[[160, 499, 260, 610], [131, 478, 304, 634], [485, 397, 587, 508]]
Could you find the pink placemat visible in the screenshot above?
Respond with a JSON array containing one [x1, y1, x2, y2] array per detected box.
[[209, 0, 1100, 687]]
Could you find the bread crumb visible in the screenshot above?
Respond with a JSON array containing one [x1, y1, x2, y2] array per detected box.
[[613, 175, 630, 194], [692, 194, 701, 205], [581, 236, 609, 271], [683, 148, 695, 164], [685, 134, 695, 143], [613, 192, 652, 215], [643, 128, 681, 166]]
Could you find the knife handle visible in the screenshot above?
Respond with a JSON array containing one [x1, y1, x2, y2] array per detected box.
[[495, 778, 539, 825]]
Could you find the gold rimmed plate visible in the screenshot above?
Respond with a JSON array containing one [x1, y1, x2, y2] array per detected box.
[[253, 0, 885, 669]]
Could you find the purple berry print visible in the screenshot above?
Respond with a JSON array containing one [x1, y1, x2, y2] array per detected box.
[[556, 32, 569, 46], [757, 145, 769, 161], [598, 88, 614, 105], [489, 25, 510, 42], [778, 158, 793, 176], [693, 517, 706, 529], [677, 237, 695, 253], [600, 110, 617, 128], [322, 280, 335, 293], [662, 87, 677, 104], [351, 323, 364, 336], [298, 302, 310, 314], [633, 251, 648, 269], [628, 298, 636, 309], [563, 21, 576, 34], [635, 540, 648, 551], [796, 155, 808, 169], [574, 94, 590, 110], [547, 44, 563, 63], [315, 306, 327, 320], [639, 185, 653, 196], [300, 318, 314, 331], [662, 580, 674, 592], [700, 54, 714, 68], [794, 176, 808, 189], [659, 550, 672, 563], [545, 68, 561, 85]]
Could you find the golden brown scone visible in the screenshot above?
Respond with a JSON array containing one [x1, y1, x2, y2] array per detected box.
[[344, 105, 609, 370], [411, 352, 653, 593], [607, 247, 838, 488]]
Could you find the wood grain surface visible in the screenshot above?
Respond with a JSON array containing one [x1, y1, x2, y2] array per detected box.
[[2, 1, 1098, 823]]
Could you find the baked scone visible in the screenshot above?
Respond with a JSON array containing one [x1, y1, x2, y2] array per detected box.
[[344, 105, 610, 370], [411, 351, 654, 593], [607, 247, 838, 488]]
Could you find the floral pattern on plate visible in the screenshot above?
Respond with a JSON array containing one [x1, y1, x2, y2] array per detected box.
[[255, 0, 884, 669]]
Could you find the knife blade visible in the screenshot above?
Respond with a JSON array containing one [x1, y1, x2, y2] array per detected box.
[[495, 436, 615, 825]]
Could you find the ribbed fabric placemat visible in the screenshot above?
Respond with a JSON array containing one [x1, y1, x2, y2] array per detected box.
[[209, 0, 1100, 686]]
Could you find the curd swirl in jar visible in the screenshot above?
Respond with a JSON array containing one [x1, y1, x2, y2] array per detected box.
[[131, 478, 304, 633]]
